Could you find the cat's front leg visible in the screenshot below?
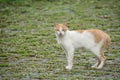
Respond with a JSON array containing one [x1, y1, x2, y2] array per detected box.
[[65, 48, 74, 70]]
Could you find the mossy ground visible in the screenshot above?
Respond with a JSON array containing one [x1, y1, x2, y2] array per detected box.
[[0, 0, 120, 80]]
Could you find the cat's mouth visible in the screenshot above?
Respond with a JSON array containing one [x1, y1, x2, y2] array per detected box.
[[59, 33, 63, 36], [58, 32, 64, 36]]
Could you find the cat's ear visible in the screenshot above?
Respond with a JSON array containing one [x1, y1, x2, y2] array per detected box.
[[64, 22, 67, 27], [54, 22, 58, 27]]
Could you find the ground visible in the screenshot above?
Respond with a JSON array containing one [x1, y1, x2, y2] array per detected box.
[[0, 0, 120, 80]]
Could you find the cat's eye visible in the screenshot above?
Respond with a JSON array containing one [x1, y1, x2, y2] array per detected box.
[[63, 29, 66, 31], [56, 29, 59, 31]]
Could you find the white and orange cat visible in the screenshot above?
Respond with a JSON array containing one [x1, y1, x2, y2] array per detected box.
[[54, 22, 110, 70]]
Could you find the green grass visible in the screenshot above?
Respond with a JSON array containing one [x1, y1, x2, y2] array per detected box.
[[0, 0, 120, 79]]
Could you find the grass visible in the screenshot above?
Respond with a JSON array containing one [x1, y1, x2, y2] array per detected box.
[[0, 0, 120, 80]]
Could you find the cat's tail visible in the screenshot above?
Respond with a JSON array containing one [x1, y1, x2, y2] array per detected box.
[[104, 33, 111, 51]]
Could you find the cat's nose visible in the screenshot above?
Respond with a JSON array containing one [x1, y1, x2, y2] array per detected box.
[[58, 32, 63, 35], [59, 32, 62, 35]]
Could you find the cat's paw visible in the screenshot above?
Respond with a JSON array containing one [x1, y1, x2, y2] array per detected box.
[[91, 66, 103, 69], [91, 63, 98, 68], [96, 66, 103, 69], [65, 66, 72, 70], [91, 65, 97, 68]]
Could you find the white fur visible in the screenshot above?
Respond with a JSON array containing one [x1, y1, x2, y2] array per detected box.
[[55, 30, 104, 70]]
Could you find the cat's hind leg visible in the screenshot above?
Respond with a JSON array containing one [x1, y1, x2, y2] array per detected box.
[[91, 58, 100, 68], [97, 49, 106, 69], [91, 47, 106, 69]]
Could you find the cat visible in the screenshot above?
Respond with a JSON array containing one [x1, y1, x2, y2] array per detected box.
[[54, 22, 110, 70]]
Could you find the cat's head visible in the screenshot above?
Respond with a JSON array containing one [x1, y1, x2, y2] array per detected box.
[[54, 22, 68, 36]]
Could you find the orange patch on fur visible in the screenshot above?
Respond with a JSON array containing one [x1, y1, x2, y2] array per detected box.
[[88, 29, 110, 50], [88, 30, 103, 43], [100, 48, 106, 61], [54, 23, 68, 32], [76, 30, 85, 33]]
